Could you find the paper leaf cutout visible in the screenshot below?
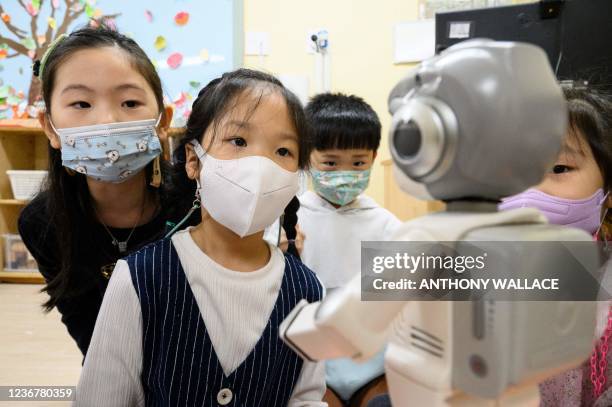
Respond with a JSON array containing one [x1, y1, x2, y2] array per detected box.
[[0, 50, 7, 60], [7, 95, 22, 106], [167, 52, 183, 69], [48, 17, 57, 29], [173, 92, 187, 108], [174, 11, 189, 26], [26, 3, 38, 16], [1, 13, 11, 23], [85, 4, 95, 18], [145, 10, 153, 23], [21, 38, 36, 50], [52, 0, 60, 8], [104, 17, 117, 31], [189, 81, 201, 89], [200, 49, 210, 62], [154, 36, 167, 52]]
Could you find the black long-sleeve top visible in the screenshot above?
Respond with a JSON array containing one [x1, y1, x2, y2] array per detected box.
[[18, 192, 169, 357]]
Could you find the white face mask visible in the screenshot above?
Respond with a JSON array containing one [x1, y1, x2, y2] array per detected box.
[[191, 139, 299, 238]]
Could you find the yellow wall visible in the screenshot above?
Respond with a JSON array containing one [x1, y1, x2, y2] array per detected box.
[[243, 0, 420, 206]]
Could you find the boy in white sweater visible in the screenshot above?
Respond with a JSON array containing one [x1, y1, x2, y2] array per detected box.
[[298, 93, 400, 405]]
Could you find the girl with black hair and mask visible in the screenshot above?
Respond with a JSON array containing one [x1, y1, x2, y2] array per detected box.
[[18, 26, 175, 357], [77, 69, 327, 406]]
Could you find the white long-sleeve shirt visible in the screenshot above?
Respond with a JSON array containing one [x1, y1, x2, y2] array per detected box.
[[76, 229, 327, 406], [298, 191, 401, 289]]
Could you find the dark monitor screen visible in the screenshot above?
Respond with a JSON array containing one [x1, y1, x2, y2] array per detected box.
[[435, 0, 612, 92]]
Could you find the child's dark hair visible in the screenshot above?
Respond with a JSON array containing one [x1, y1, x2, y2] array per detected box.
[[169, 68, 311, 258], [37, 26, 166, 311], [563, 86, 612, 238], [305, 92, 381, 151]]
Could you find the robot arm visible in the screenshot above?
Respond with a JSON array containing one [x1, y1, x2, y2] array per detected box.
[[280, 274, 406, 363]]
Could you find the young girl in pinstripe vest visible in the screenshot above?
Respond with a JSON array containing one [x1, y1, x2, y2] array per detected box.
[[77, 69, 327, 407]]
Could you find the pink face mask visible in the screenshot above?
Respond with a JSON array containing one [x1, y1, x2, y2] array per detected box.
[[499, 188, 607, 235]]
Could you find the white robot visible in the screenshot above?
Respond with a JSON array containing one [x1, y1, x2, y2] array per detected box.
[[280, 40, 601, 406]]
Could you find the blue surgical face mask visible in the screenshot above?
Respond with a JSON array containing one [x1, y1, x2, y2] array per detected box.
[[50, 116, 162, 183]]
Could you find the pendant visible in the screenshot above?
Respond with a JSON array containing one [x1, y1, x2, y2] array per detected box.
[[113, 240, 128, 253]]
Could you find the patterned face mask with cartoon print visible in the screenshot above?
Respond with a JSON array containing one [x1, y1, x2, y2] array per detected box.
[[310, 169, 371, 206], [51, 117, 162, 183]]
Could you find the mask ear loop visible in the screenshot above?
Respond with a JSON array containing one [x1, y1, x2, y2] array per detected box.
[[150, 112, 167, 188], [48, 115, 60, 136], [596, 191, 610, 250], [164, 140, 206, 238], [46, 115, 77, 176], [164, 197, 201, 239]]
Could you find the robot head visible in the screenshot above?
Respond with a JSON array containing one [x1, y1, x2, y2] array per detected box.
[[388, 39, 567, 202]]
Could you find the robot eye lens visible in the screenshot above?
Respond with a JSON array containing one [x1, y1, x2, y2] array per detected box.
[[393, 120, 422, 159]]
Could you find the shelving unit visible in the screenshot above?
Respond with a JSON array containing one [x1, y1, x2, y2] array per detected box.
[[0, 121, 185, 284], [0, 121, 48, 284]]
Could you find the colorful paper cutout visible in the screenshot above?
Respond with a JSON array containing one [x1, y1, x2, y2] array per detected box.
[[85, 4, 95, 18], [173, 92, 187, 108], [154, 36, 167, 52], [7, 95, 22, 105], [21, 38, 36, 50], [26, 3, 38, 16], [199, 49, 210, 62], [174, 11, 189, 26], [167, 52, 183, 69]]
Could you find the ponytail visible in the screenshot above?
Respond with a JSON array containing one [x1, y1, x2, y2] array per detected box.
[[282, 196, 301, 259]]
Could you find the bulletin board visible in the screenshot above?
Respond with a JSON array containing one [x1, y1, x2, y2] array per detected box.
[[0, 0, 243, 125]]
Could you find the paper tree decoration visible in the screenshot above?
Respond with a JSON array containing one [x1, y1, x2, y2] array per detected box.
[[0, 0, 120, 106]]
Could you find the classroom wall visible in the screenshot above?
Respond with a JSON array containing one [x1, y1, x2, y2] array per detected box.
[[242, 0, 420, 206]]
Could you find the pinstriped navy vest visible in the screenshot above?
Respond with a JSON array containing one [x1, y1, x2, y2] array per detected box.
[[126, 238, 323, 407]]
